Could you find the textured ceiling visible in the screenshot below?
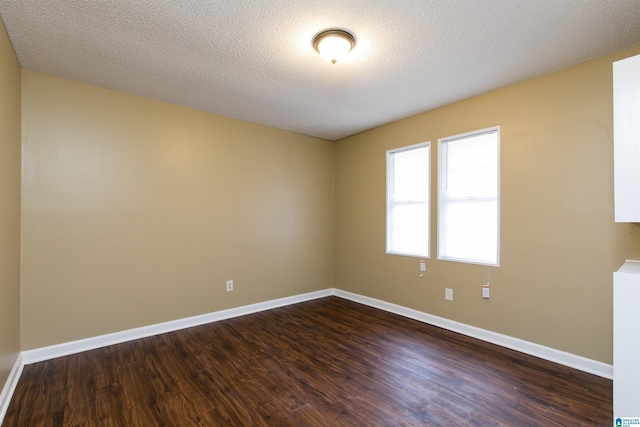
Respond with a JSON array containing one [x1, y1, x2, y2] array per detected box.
[[1, 1, 640, 141]]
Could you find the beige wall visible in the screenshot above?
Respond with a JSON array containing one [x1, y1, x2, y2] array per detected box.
[[335, 46, 640, 364], [20, 71, 334, 349], [14, 37, 640, 365], [0, 17, 21, 388]]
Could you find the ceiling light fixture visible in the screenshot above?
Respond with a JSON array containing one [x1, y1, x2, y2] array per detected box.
[[313, 29, 356, 64]]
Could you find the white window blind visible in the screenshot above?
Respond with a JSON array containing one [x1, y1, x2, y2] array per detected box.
[[386, 142, 430, 258], [438, 127, 499, 265]]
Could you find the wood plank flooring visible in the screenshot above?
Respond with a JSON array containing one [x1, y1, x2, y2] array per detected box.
[[3, 297, 612, 426]]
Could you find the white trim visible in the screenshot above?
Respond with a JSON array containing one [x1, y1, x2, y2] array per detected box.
[[1, 288, 611, 426], [22, 289, 332, 365], [334, 289, 612, 379], [0, 353, 24, 424], [15, 287, 611, 381]]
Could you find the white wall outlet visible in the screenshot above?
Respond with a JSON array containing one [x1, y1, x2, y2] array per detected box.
[[445, 288, 453, 301], [482, 283, 490, 299], [226, 280, 233, 292]]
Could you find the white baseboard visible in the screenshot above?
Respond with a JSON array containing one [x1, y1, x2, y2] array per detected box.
[[18, 286, 612, 378], [0, 353, 24, 424], [22, 289, 332, 365], [334, 289, 613, 379], [1, 287, 612, 425]]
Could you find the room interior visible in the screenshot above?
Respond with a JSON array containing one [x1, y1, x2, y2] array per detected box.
[[2, 1, 640, 423]]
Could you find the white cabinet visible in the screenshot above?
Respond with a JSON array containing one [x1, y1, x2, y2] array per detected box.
[[614, 259, 640, 417], [614, 54, 640, 222]]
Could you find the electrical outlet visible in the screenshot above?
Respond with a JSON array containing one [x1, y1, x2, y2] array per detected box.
[[445, 288, 453, 301], [226, 280, 234, 292]]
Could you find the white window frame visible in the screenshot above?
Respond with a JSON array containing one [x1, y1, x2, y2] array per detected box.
[[437, 126, 500, 266], [386, 142, 430, 258]]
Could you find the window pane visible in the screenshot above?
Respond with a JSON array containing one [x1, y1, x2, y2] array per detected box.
[[392, 147, 429, 202], [442, 132, 498, 199], [388, 202, 429, 256], [438, 128, 499, 265], [386, 143, 430, 258], [439, 199, 497, 264]]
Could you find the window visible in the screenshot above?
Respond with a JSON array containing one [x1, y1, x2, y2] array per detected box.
[[438, 127, 500, 265], [386, 142, 430, 258]]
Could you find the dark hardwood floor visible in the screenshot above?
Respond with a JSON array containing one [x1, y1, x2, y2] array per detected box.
[[3, 297, 612, 426]]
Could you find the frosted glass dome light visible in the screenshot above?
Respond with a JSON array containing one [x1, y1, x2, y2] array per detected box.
[[313, 29, 356, 64]]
